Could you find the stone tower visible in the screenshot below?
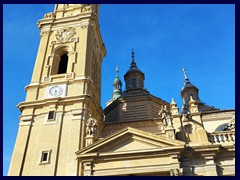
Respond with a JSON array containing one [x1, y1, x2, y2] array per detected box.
[[8, 4, 106, 176]]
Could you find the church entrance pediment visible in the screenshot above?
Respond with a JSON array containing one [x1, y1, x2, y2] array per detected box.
[[76, 126, 185, 155], [76, 127, 185, 176]]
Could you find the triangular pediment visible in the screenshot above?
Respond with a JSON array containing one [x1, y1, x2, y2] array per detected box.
[[76, 127, 184, 156]]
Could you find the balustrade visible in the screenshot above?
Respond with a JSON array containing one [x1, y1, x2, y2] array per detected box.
[[208, 131, 235, 144]]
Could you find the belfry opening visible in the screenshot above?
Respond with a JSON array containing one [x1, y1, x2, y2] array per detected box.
[[58, 54, 68, 74]]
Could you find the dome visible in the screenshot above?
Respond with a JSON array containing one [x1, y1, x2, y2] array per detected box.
[[124, 51, 145, 92], [113, 77, 122, 85]]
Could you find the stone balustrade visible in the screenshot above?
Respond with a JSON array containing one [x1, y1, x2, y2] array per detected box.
[[208, 131, 235, 144]]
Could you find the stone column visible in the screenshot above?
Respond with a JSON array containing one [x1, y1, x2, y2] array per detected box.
[[191, 153, 217, 176], [202, 153, 217, 176]]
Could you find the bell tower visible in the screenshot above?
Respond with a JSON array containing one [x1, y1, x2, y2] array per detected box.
[[8, 4, 106, 176]]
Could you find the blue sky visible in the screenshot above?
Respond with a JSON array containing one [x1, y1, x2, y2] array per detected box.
[[3, 4, 235, 176]]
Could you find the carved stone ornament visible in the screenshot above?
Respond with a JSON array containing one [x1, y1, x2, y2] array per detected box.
[[43, 12, 56, 19], [170, 168, 180, 176], [166, 131, 175, 139], [158, 105, 173, 131], [81, 4, 97, 13], [40, 31, 51, 37], [55, 27, 76, 43], [86, 115, 97, 136]]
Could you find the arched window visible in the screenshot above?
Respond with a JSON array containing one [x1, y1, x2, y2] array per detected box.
[[215, 123, 229, 132], [58, 54, 68, 74]]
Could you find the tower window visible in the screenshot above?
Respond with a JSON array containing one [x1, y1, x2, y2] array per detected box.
[[42, 152, 48, 161], [48, 111, 56, 121], [127, 80, 130, 89], [139, 80, 143, 87], [132, 79, 136, 88], [58, 54, 68, 74], [40, 150, 51, 164]]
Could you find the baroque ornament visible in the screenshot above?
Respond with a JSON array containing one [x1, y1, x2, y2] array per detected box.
[[55, 27, 76, 43], [170, 168, 180, 176], [43, 12, 56, 19], [86, 115, 98, 136], [158, 105, 173, 131]]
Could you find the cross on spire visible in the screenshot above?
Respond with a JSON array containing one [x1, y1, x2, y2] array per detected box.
[[183, 67, 188, 80], [116, 66, 119, 77]]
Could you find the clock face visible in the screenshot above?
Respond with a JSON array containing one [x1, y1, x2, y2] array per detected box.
[[49, 85, 63, 97]]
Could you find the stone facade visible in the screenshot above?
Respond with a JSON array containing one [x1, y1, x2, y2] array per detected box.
[[8, 4, 235, 176]]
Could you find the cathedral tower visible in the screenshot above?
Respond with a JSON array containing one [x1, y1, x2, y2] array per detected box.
[[8, 4, 106, 176]]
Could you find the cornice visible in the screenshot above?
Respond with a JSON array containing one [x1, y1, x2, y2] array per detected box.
[[17, 95, 92, 111]]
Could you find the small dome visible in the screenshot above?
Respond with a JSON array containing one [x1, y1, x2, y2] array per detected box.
[[113, 77, 122, 85], [182, 79, 197, 90], [111, 67, 122, 101]]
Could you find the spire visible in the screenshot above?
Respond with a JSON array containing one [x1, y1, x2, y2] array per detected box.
[[182, 67, 195, 90], [124, 50, 145, 92], [131, 49, 137, 68], [112, 66, 122, 101], [181, 67, 199, 113]]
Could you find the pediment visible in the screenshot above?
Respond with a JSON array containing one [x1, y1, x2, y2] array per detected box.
[[76, 127, 184, 155]]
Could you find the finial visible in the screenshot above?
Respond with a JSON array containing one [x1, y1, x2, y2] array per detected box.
[[190, 95, 194, 101], [170, 98, 178, 114], [171, 98, 176, 105], [131, 49, 134, 59], [131, 49, 136, 67], [183, 67, 188, 80], [189, 95, 196, 106], [116, 66, 119, 77], [170, 98, 177, 108]]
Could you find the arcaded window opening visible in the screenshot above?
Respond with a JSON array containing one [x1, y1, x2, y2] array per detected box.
[[58, 54, 68, 74]]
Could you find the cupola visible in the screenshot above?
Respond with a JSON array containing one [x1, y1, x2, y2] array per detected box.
[[181, 68, 203, 113], [112, 67, 122, 100], [181, 68, 218, 113], [124, 50, 145, 93]]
